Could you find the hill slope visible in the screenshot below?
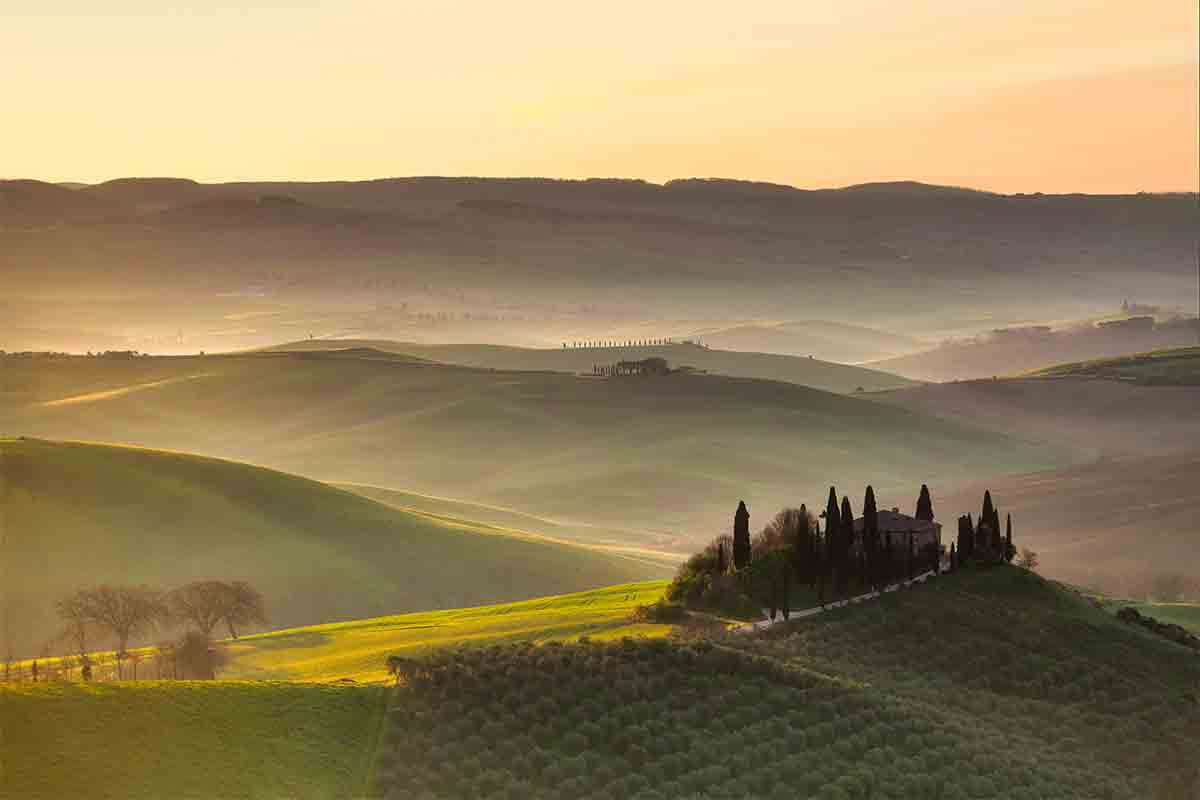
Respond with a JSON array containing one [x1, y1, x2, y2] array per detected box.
[[262, 339, 918, 394], [1029, 345, 1200, 385], [6, 569, 1197, 799], [376, 566, 1199, 799], [0, 439, 669, 658], [1, 351, 1070, 557], [1, 681, 386, 800]]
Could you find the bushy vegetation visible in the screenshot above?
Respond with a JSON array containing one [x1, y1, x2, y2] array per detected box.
[[378, 567, 1200, 800]]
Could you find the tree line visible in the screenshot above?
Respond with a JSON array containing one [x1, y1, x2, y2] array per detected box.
[[3, 580, 265, 684]]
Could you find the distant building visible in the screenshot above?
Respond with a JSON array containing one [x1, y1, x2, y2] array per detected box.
[[852, 509, 942, 552]]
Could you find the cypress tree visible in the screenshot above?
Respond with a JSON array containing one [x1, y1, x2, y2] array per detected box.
[[981, 490, 995, 527], [1004, 514, 1015, 563], [733, 501, 751, 570], [863, 486, 880, 591], [915, 484, 934, 522], [990, 506, 1003, 553], [839, 495, 855, 591], [716, 537, 727, 574], [950, 541, 957, 570], [792, 504, 811, 586], [824, 488, 841, 593]]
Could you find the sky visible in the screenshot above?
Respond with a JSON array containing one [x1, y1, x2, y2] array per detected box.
[[3, 1, 1197, 193]]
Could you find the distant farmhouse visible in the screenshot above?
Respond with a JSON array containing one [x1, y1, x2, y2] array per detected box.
[[853, 508, 942, 552]]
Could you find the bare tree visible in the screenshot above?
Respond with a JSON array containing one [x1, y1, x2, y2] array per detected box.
[[169, 581, 230, 637], [67, 585, 168, 678], [219, 581, 267, 640], [56, 593, 98, 667]]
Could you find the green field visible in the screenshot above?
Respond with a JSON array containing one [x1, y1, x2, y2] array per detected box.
[[261, 338, 920, 394], [1030, 346, 1200, 385], [1, 681, 386, 800], [0, 350, 1070, 559], [6, 569, 1198, 799], [222, 581, 672, 683], [1, 438, 669, 659]]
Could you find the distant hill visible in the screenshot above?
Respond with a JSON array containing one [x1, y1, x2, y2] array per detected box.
[[687, 320, 925, 364], [869, 317, 1200, 382], [0, 351, 1067, 561], [0, 438, 669, 658], [2, 175, 1193, 357], [1029, 345, 1200, 385], [262, 338, 919, 394], [876, 367, 1200, 598]]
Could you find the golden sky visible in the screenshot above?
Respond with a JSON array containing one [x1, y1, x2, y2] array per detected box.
[[4, 1, 1196, 192]]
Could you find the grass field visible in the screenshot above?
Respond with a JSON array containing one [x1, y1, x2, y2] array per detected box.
[[0, 350, 1069, 559], [260, 338, 920, 394], [1029, 345, 1200, 385], [221, 581, 672, 683], [1, 438, 670, 659], [1, 681, 387, 800], [7, 570, 1198, 799]]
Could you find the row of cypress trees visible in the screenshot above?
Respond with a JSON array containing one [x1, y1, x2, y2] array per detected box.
[[729, 485, 941, 612]]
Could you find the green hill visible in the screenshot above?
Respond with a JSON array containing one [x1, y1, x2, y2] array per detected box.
[[0, 350, 1069, 558], [260, 338, 919, 394], [1029, 345, 1200, 385], [0, 439, 669, 658], [375, 567, 1199, 800], [6, 569, 1198, 799]]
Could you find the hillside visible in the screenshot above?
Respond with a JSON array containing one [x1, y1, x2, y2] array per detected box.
[[1, 681, 386, 800], [0, 439, 669, 658], [8, 568, 1198, 799], [3, 177, 1193, 357], [1029, 345, 1200, 385], [875, 375, 1200, 456], [222, 581, 671, 683], [376, 566, 1199, 799], [0, 351, 1070, 558], [871, 318, 1199, 382], [262, 338, 918, 394], [689, 319, 926, 365]]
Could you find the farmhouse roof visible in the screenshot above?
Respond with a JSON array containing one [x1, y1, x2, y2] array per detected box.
[[852, 510, 941, 534]]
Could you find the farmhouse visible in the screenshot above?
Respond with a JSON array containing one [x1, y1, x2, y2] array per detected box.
[[852, 509, 942, 552]]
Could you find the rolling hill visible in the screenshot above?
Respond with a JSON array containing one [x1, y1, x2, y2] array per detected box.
[[1, 350, 1071, 560], [3, 177, 1194, 357], [1029, 345, 1200, 385], [261, 338, 919, 394], [9, 567, 1195, 799], [873, 357, 1200, 599], [870, 318, 1200, 382], [0, 438, 669, 658]]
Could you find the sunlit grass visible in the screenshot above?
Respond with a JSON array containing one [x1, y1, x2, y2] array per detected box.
[[222, 580, 671, 683]]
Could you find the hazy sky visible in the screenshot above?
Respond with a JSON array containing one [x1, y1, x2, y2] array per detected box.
[[4, 1, 1196, 192]]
